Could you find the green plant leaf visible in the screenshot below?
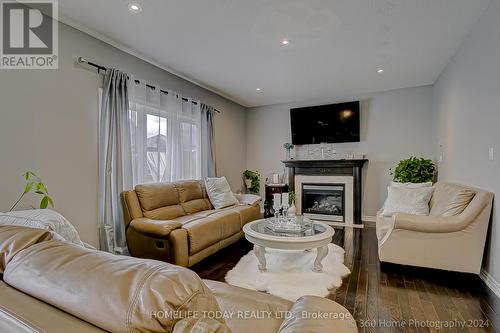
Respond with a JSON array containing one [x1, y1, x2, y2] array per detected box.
[[10, 171, 54, 212], [40, 196, 49, 209], [24, 182, 33, 194], [29, 171, 40, 179], [243, 170, 260, 194], [391, 156, 435, 183]]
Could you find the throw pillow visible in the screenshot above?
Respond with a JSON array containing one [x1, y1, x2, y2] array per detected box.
[[204, 177, 239, 209], [381, 182, 433, 211], [381, 186, 434, 217], [391, 181, 433, 188], [0, 209, 84, 246], [429, 183, 476, 217]]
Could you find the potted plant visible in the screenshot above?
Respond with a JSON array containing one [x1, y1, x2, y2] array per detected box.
[[390, 157, 436, 184], [9, 171, 54, 211], [283, 143, 294, 160], [242, 170, 260, 194]]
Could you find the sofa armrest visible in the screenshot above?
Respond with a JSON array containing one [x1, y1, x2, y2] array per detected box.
[[278, 296, 357, 333], [233, 193, 262, 206], [393, 213, 467, 233], [129, 218, 182, 237]]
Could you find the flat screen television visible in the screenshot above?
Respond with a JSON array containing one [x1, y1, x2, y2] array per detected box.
[[290, 101, 360, 145]]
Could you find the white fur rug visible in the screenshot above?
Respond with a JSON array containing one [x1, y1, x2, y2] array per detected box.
[[225, 243, 350, 301]]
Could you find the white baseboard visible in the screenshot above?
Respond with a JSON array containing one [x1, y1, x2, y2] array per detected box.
[[362, 215, 377, 223], [480, 269, 500, 299]]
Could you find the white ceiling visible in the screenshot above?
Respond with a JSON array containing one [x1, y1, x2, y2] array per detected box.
[[59, 0, 490, 107]]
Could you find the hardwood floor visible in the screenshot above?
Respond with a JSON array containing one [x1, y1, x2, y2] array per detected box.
[[191, 225, 500, 332]]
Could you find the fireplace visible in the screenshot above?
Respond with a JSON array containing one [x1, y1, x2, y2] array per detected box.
[[294, 175, 354, 225], [284, 159, 367, 226], [302, 184, 345, 222]]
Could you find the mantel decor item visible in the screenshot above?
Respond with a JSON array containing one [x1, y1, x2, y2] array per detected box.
[[243, 170, 260, 194], [390, 156, 436, 183], [9, 171, 54, 211], [283, 142, 294, 160], [288, 191, 297, 216]]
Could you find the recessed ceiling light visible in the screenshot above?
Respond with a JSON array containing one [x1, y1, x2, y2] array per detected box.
[[128, 3, 142, 12], [256, 88, 262, 91], [377, 68, 384, 73], [281, 39, 290, 46]]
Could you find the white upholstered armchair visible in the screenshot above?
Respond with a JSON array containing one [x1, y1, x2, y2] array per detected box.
[[376, 182, 493, 274]]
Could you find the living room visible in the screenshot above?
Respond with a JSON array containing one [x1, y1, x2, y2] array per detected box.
[[1, 0, 499, 332]]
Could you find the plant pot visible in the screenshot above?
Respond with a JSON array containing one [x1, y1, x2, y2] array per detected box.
[[288, 204, 297, 216], [285, 149, 291, 161], [244, 178, 252, 189]]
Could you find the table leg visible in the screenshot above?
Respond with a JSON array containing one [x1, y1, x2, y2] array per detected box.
[[313, 245, 328, 272], [254, 245, 267, 272]]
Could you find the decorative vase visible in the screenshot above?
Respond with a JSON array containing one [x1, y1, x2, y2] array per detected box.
[[244, 178, 252, 189], [288, 204, 297, 216]]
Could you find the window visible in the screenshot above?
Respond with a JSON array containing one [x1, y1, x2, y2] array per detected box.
[[129, 96, 201, 185]]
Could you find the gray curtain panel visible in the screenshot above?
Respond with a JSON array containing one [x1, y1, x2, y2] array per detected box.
[[200, 103, 217, 178], [98, 69, 133, 254]]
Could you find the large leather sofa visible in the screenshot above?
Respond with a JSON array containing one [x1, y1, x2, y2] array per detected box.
[[376, 182, 493, 273], [121, 180, 260, 267], [0, 226, 358, 333]]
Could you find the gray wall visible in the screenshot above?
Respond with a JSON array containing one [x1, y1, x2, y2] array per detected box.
[[432, 0, 500, 281], [245, 86, 435, 218], [0, 22, 247, 247]]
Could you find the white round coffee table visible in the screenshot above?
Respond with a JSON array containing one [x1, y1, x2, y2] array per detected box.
[[243, 219, 335, 272]]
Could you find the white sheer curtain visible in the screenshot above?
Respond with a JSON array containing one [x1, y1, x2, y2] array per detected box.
[[129, 81, 202, 185]]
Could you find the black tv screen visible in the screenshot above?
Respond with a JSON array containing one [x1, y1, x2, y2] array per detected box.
[[290, 101, 360, 145]]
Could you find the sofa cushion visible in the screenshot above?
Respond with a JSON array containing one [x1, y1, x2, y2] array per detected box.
[[227, 205, 261, 227], [143, 204, 186, 220], [183, 211, 241, 255], [210, 210, 243, 237], [175, 180, 205, 202], [430, 182, 476, 217], [136, 182, 180, 211], [174, 180, 213, 215], [3, 240, 223, 333], [182, 199, 213, 215]]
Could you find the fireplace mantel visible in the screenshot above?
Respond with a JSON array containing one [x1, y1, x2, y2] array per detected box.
[[283, 159, 368, 225]]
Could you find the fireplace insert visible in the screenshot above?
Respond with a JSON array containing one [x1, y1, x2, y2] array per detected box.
[[302, 184, 345, 221]]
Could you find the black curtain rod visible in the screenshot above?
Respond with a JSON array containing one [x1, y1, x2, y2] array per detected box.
[[77, 57, 220, 113]]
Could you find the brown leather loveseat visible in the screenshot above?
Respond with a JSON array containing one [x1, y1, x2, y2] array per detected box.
[[122, 180, 260, 267], [0, 226, 358, 333]]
